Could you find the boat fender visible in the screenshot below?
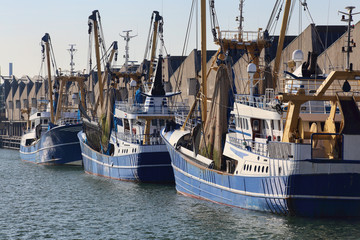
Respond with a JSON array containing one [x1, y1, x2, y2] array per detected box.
[[275, 104, 283, 115]]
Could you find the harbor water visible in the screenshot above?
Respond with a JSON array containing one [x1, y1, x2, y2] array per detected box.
[[1, 149, 360, 239]]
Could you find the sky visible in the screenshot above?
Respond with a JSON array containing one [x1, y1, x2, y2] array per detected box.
[[1, 0, 358, 77]]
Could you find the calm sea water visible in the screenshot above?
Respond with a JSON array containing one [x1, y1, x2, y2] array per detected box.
[[1, 148, 360, 239]]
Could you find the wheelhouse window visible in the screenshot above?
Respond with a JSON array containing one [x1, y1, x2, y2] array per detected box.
[[152, 119, 157, 126], [253, 120, 259, 131], [124, 119, 130, 131]]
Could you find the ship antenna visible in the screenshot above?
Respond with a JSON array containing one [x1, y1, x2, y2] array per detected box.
[[67, 44, 77, 76], [339, 6, 360, 71], [120, 30, 137, 72]]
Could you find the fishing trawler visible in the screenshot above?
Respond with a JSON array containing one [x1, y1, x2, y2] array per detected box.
[[78, 10, 183, 182], [20, 33, 86, 165], [161, 1, 360, 217]]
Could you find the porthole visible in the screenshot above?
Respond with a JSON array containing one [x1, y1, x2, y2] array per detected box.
[[258, 166, 260, 172], [246, 165, 249, 171], [244, 164, 246, 170], [249, 165, 252, 171], [254, 166, 257, 172], [266, 166, 269, 173], [262, 166, 264, 173]]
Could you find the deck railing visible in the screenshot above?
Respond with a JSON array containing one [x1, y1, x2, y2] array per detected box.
[[115, 101, 189, 115], [114, 131, 164, 145]]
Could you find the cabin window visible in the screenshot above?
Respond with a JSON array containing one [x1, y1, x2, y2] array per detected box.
[[44, 119, 48, 124], [159, 119, 165, 126], [8, 101, 13, 109], [271, 120, 274, 130], [253, 120, 259, 131], [16, 100, 20, 109], [124, 119, 130, 131], [31, 122, 35, 129], [277, 120, 281, 131], [152, 119, 157, 126]]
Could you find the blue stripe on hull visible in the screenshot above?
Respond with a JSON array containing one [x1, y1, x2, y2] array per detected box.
[[162, 130, 360, 217], [78, 132, 174, 183], [20, 124, 82, 165]]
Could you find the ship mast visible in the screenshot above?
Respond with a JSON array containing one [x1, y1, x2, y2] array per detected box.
[[272, 0, 292, 90], [89, 10, 104, 109], [120, 30, 137, 72], [339, 6, 360, 71], [68, 44, 77, 76], [42, 33, 54, 123], [238, 0, 244, 41], [201, 0, 207, 124]]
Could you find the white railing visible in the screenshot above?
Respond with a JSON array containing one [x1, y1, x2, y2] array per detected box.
[[219, 30, 265, 42], [114, 131, 164, 145], [228, 136, 268, 157], [115, 101, 189, 115], [56, 118, 82, 126], [235, 94, 279, 112], [174, 111, 200, 131]]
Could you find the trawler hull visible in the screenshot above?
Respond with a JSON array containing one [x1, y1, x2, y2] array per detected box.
[[162, 129, 360, 218], [19, 124, 83, 165], [78, 131, 174, 183]]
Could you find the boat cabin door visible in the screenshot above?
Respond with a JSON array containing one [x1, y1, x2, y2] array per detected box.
[[251, 118, 261, 141]]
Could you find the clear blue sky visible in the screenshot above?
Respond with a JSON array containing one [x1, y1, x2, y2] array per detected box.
[[1, 0, 358, 77]]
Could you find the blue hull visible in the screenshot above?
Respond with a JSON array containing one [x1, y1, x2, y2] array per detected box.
[[162, 131, 360, 218], [78, 132, 174, 183], [20, 124, 82, 165]]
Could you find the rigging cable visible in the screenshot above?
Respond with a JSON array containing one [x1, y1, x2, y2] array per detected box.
[[173, 0, 197, 99], [302, 2, 335, 74]]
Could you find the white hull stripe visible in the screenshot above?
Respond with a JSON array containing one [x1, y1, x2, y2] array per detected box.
[[20, 142, 79, 155], [82, 153, 171, 169], [172, 164, 360, 200]]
